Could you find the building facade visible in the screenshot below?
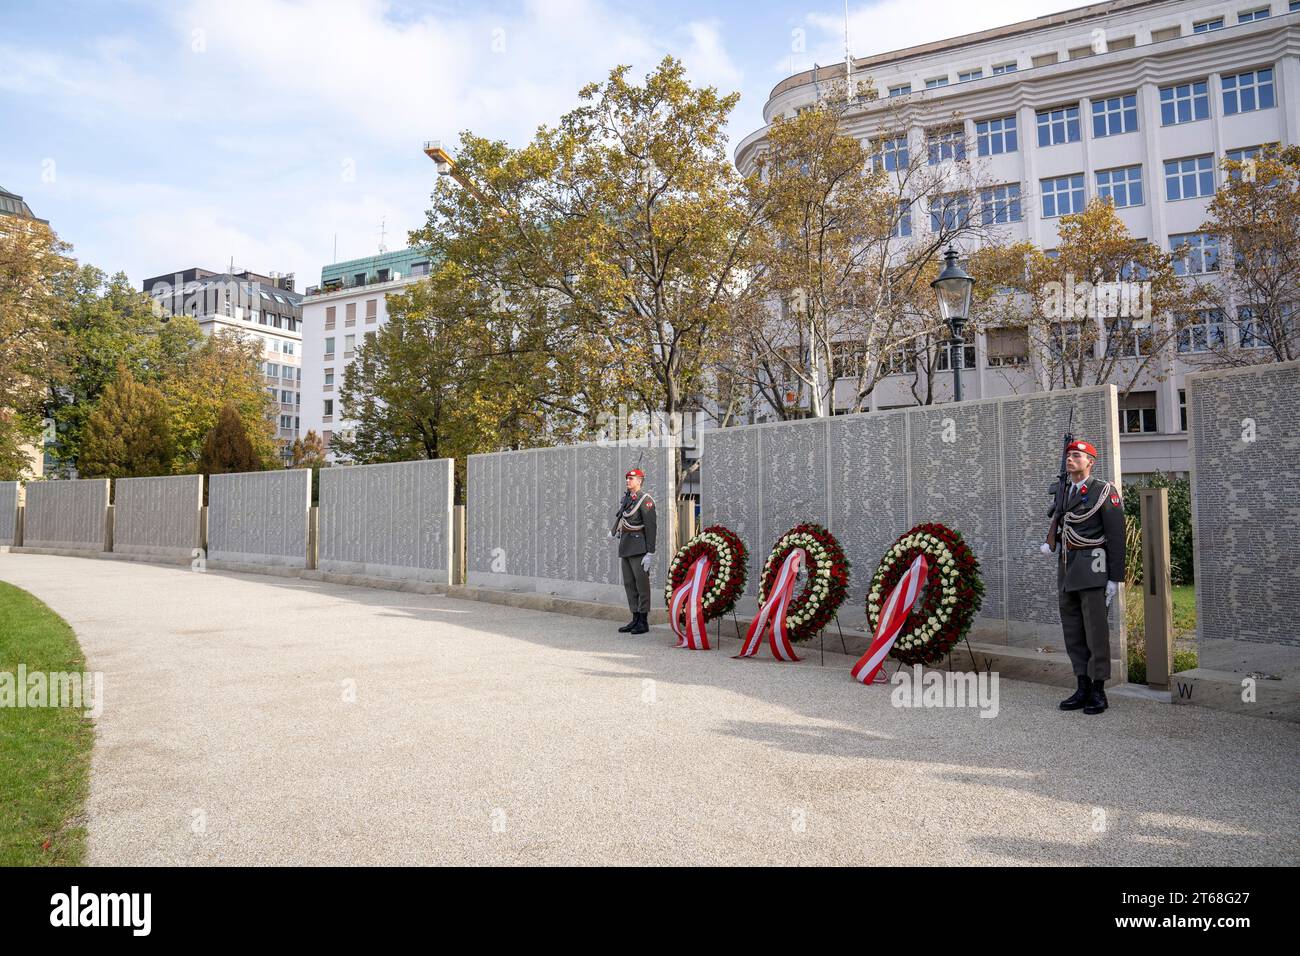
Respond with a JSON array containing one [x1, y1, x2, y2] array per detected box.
[[735, 0, 1299, 476], [142, 267, 304, 460], [1, 186, 49, 477], [299, 248, 432, 459]]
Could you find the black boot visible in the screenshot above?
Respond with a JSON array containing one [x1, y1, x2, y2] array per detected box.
[[630, 612, 649, 634], [618, 613, 638, 633], [1059, 674, 1090, 711], [1083, 679, 1108, 715]]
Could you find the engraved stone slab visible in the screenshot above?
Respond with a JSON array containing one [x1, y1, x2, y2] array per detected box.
[[0, 481, 18, 545], [1189, 360, 1300, 676], [318, 459, 453, 582], [208, 469, 311, 567], [114, 474, 203, 558], [24, 478, 109, 551]]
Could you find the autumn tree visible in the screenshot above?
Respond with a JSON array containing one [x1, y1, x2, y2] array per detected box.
[[1196, 143, 1300, 364], [291, 430, 328, 469], [78, 364, 173, 478], [0, 218, 75, 479], [163, 330, 278, 472], [198, 403, 261, 475]]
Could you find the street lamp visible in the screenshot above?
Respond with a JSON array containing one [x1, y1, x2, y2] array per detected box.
[[930, 246, 975, 402]]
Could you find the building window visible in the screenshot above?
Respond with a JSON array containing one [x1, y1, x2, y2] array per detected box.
[[1237, 7, 1270, 22], [976, 115, 1017, 155], [1170, 233, 1219, 275], [280, 389, 292, 403], [888, 83, 911, 97], [1119, 391, 1158, 433], [1177, 309, 1226, 353], [925, 76, 949, 89], [1152, 26, 1181, 41], [958, 69, 982, 82], [1096, 165, 1144, 208], [324, 369, 334, 387], [1159, 80, 1209, 125], [282, 341, 295, 356], [980, 184, 1022, 224], [1164, 155, 1214, 201], [1192, 17, 1223, 32], [927, 126, 966, 164], [345, 302, 357, 325], [365, 298, 378, 321], [324, 337, 334, 357], [1225, 144, 1277, 180], [985, 327, 1029, 367], [323, 399, 334, 418], [1107, 319, 1155, 358], [880, 347, 915, 376], [935, 340, 976, 371], [875, 135, 909, 171], [1092, 93, 1138, 137], [1041, 174, 1085, 218], [831, 341, 863, 379], [1032, 52, 1059, 67], [279, 415, 294, 430], [325, 305, 336, 329], [266, 362, 280, 377], [1068, 45, 1096, 61], [1036, 105, 1080, 146], [1235, 306, 1271, 348], [1222, 68, 1275, 115], [892, 202, 912, 238], [930, 193, 972, 231], [1178, 389, 1187, 431], [345, 334, 356, 353], [992, 61, 1017, 74]]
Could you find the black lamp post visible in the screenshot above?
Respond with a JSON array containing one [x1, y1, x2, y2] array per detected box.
[[930, 246, 976, 402]]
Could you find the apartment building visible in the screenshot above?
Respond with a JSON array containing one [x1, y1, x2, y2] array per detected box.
[[142, 267, 304, 459], [1, 186, 50, 477], [299, 248, 432, 460], [734, 0, 1299, 476]]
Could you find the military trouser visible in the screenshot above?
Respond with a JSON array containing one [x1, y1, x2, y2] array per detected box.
[[1059, 586, 1112, 681], [621, 555, 651, 614]]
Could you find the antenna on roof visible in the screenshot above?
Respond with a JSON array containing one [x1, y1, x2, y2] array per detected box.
[[378, 216, 388, 254], [844, 0, 853, 100]]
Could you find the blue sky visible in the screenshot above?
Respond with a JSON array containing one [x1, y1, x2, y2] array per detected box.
[[0, 0, 1051, 289]]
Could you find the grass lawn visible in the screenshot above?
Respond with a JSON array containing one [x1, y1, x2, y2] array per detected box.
[[0, 581, 95, 865], [1171, 584, 1196, 636]]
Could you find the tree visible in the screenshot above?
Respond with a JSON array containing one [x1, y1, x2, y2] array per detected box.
[[733, 87, 995, 417], [0, 218, 75, 479], [988, 199, 1189, 392], [1196, 144, 1300, 364], [78, 364, 173, 478], [413, 57, 765, 486], [198, 403, 261, 475], [45, 267, 201, 474], [163, 330, 279, 472], [290, 430, 328, 469]]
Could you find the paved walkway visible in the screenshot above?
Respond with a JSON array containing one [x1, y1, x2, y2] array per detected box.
[[1, 552, 1296, 866]]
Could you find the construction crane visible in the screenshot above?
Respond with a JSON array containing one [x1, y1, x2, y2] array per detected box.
[[423, 140, 492, 206]]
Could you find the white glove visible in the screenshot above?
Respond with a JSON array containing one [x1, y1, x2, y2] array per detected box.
[[610, 530, 618, 539], [1105, 581, 1118, 607], [641, 553, 654, 573], [1040, 542, 1052, 555]]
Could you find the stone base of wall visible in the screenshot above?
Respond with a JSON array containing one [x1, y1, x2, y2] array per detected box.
[[10, 546, 190, 566], [467, 570, 668, 609], [115, 544, 198, 560], [1170, 668, 1300, 723], [318, 559, 450, 583], [207, 551, 304, 569]]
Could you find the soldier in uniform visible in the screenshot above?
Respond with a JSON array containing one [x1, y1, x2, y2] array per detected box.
[[1042, 439, 1126, 714], [611, 468, 657, 635]]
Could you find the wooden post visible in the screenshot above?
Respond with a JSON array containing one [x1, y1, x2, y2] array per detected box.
[[453, 505, 466, 585], [1140, 487, 1174, 691], [676, 498, 696, 548], [14, 505, 23, 547], [104, 504, 114, 552], [307, 506, 319, 570]]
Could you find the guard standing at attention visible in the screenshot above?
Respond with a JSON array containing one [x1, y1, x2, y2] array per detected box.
[[1042, 438, 1126, 715], [611, 467, 656, 635]]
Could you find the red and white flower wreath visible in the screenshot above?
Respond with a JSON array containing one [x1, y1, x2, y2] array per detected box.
[[866, 522, 984, 666], [756, 523, 851, 645], [664, 525, 749, 621]]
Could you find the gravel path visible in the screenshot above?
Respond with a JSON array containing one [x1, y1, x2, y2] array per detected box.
[[2, 551, 1295, 866]]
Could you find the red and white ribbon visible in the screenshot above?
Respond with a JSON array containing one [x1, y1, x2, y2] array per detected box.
[[736, 548, 806, 662], [851, 554, 929, 685], [669, 555, 713, 650]]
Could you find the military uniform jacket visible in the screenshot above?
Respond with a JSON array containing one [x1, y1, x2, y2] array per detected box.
[[1053, 478, 1126, 592], [613, 490, 657, 558]]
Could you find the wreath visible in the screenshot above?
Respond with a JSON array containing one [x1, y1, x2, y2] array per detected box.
[[867, 522, 983, 665], [757, 523, 850, 644], [664, 525, 748, 620]]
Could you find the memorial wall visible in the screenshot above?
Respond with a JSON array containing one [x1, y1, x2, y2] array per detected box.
[[1188, 359, 1300, 678], [113, 474, 203, 558], [208, 469, 311, 568], [318, 459, 454, 582], [703, 385, 1123, 651], [0, 481, 17, 546], [23, 478, 110, 552], [467, 443, 676, 606]]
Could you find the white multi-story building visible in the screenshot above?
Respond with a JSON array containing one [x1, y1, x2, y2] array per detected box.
[[734, 0, 1298, 476], [299, 249, 433, 459], [142, 267, 304, 459]]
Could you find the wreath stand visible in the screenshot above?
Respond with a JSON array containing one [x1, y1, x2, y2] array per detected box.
[[711, 607, 742, 651], [869, 633, 979, 682], [815, 613, 849, 666]]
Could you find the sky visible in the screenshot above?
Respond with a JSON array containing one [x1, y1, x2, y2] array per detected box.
[[0, 0, 1055, 290]]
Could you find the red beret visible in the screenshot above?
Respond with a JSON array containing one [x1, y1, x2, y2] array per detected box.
[[1067, 439, 1098, 458], [625, 468, 644, 479]]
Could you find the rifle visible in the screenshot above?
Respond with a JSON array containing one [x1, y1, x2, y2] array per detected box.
[[1045, 407, 1075, 553]]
